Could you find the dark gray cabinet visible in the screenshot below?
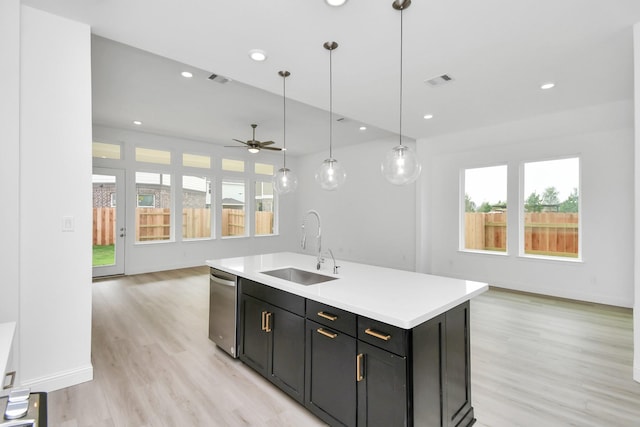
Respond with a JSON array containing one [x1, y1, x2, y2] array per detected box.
[[237, 277, 475, 427], [305, 319, 357, 427], [238, 279, 305, 403]]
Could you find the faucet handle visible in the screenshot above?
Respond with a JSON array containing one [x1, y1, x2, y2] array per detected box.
[[333, 265, 340, 274]]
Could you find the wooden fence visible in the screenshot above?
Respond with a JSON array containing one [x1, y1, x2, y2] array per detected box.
[[465, 212, 579, 257], [93, 207, 274, 243]]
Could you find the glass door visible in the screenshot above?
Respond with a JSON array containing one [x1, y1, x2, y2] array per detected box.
[[92, 168, 125, 277]]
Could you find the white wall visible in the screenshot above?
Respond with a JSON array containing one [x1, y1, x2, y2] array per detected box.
[[0, 0, 21, 387], [93, 125, 300, 274], [296, 139, 417, 271], [418, 100, 634, 308], [633, 23, 640, 383], [19, 6, 93, 391]]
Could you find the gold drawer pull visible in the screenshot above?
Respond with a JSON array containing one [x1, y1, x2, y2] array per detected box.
[[317, 311, 338, 321], [261, 311, 267, 331], [265, 312, 272, 332], [356, 354, 364, 382], [364, 328, 391, 341], [317, 328, 337, 339]]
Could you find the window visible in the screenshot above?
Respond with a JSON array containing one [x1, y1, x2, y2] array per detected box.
[[255, 181, 275, 235], [255, 163, 274, 175], [135, 172, 172, 242], [462, 165, 507, 253], [221, 180, 246, 237], [522, 157, 580, 259], [183, 175, 212, 239], [136, 147, 171, 165], [222, 158, 244, 173], [183, 153, 211, 169], [92, 141, 121, 159], [137, 194, 155, 207]]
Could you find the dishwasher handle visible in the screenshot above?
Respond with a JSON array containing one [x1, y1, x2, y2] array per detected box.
[[210, 274, 236, 288]]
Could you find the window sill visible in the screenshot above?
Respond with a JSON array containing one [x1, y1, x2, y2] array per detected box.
[[458, 249, 509, 256]]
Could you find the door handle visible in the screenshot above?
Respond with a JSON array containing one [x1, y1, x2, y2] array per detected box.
[[264, 312, 272, 332], [316, 328, 337, 339], [317, 311, 338, 321], [364, 328, 391, 341], [119, 227, 126, 237]]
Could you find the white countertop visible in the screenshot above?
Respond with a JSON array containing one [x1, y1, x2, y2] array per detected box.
[[0, 322, 16, 376], [206, 252, 488, 329]]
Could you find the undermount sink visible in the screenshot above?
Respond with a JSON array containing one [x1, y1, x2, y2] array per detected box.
[[260, 267, 338, 286]]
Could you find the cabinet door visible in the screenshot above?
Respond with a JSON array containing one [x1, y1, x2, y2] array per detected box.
[[269, 305, 305, 403], [444, 301, 474, 427], [357, 341, 408, 427], [238, 294, 269, 376], [305, 320, 357, 427]]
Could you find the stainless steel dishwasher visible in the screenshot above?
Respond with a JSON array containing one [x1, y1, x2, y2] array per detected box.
[[208, 267, 238, 358]]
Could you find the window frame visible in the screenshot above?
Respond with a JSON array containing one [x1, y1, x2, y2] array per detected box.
[[519, 155, 582, 262]]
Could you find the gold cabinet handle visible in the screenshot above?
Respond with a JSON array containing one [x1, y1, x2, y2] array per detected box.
[[265, 312, 272, 332], [364, 328, 391, 341], [317, 311, 338, 321], [356, 354, 364, 382], [317, 328, 337, 339], [261, 311, 267, 331]]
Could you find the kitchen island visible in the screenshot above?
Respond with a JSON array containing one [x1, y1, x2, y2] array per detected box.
[[206, 252, 487, 427]]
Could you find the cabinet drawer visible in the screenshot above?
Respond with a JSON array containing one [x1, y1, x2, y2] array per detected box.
[[306, 300, 356, 337], [358, 317, 409, 357], [240, 278, 305, 316]]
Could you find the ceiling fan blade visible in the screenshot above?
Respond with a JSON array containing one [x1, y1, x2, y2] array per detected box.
[[233, 139, 249, 145], [261, 146, 283, 151], [224, 145, 246, 148], [259, 141, 275, 146]]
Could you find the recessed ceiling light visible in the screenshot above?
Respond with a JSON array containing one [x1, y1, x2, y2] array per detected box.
[[423, 114, 434, 120], [540, 82, 555, 90], [359, 126, 367, 131], [325, 0, 348, 6], [133, 120, 142, 126], [181, 71, 193, 78], [248, 49, 268, 62]]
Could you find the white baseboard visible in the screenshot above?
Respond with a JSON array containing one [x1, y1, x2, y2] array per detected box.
[[20, 363, 93, 393]]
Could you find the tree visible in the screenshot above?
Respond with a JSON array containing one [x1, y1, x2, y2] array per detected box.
[[465, 193, 476, 212], [559, 188, 579, 213], [542, 186, 559, 206], [477, 202, 492, 213], [525, 192, 542, 212]]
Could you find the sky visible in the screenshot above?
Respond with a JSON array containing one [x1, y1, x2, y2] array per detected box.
[[465, 157, 579, 206]]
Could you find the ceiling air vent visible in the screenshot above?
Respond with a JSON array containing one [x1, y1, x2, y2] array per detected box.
[[208, 73, 231, 84], [424, 74, 454, 87]]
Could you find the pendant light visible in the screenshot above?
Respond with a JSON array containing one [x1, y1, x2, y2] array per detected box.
[[316, 41, 346, 191], [381, 0, 422, 185], [273, 70, 298, 194]]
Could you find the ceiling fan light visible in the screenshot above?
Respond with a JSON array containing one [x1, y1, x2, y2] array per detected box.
[[248, 147, 260, 154], [316, 158, 346, 191], [325, 0, 348, 6], [382, 145, 421, 185], [273, 167, 298, 194]]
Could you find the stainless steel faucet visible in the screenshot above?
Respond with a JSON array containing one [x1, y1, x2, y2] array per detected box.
[[324, 249, 340, 274], [301, 210, 322, 269]]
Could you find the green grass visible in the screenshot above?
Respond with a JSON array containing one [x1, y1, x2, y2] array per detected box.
[[93, 244, 115, 266]]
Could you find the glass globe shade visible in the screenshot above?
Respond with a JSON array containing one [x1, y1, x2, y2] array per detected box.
[[315, 158, 346, 191], [272, 167, 298, 194], [381, 145, 422, 185]]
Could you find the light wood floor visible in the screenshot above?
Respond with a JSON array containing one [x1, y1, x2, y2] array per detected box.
[[48, 267, 640, 426]]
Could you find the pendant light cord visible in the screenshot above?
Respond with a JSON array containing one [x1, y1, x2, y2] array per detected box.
[[282, 73, 287, 168], [329, 47, 334, 158], [399, 7, 404, 147]]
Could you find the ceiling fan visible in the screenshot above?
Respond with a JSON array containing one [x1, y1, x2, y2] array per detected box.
[[227, 124, 282, 154]]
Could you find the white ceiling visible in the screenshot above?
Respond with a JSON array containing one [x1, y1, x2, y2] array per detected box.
[[22, 0, 640, 155]]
